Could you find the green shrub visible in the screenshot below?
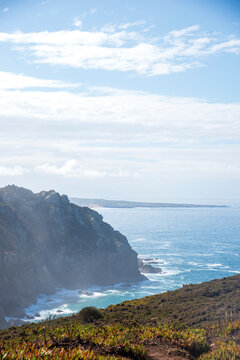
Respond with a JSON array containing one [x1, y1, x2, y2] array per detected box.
[[77, 306, 103, 323]]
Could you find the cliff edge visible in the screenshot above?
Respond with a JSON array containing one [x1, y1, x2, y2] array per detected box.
[[0, 185, 143, 328]]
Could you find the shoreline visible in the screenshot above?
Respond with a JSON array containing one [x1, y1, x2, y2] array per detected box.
[[5, 252, 240, 328], [6, 279, 150, 327], [5, 272, 240, 328]]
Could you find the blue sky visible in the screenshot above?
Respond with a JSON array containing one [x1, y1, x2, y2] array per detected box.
[[0, 0, 239, 202]]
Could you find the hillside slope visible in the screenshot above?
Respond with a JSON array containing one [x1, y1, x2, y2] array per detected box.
[[103, 274, 240, 328], [1, 274, 240, 359]]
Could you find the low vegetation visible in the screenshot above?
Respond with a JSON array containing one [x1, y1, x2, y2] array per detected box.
[[0, 321, 210, 359], [102, 274, 240, 329], [0, 274, 240, 359], [77, 306, 103, 323]]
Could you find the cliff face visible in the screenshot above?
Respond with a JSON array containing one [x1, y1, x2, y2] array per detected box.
[[0, 185, 143, 328]]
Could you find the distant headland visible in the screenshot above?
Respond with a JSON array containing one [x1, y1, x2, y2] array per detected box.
[[70, 197, 227, 209]]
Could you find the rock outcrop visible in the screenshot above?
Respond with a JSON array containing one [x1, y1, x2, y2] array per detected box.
[[138, 258, 162, 274], [0, 185, 144, 328]]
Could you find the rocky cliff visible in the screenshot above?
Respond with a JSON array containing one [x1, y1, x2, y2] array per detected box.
[[0, 185, 143, 328]]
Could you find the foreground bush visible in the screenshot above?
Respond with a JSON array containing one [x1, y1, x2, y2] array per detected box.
[[77, 306, 103, 323]]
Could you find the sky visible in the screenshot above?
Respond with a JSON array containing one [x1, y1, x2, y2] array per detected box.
[[0, 0, 240, 202]]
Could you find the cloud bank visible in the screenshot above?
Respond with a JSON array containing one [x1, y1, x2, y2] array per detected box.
[[0, 25, 240, 75], [0, 84, 239, 181]]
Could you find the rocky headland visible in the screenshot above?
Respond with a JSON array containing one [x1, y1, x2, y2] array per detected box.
[[0, 185, 144, 329]]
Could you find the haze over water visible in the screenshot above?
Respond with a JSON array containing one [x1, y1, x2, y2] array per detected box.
[[24, 203, 240, 321]]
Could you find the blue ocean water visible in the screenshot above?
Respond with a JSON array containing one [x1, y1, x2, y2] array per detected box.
[[24, 205, 240, 321]]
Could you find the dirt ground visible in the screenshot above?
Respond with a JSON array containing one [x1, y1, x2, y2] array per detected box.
[[146, 343, 193, 360]]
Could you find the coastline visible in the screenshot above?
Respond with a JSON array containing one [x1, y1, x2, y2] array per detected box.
[[7, 279, 150, 326], [3, 205, 240, 328]]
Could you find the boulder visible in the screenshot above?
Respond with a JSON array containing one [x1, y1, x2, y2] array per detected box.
[[138, 258, 162, 274]]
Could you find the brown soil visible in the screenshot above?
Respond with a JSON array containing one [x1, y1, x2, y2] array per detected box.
[[48, 334, 193, 360], [146, 343, 193, 360]]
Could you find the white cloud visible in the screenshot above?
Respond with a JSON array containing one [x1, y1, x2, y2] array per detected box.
[[0, 86, 239, 142], [0, 83, 239, 182], [167, 25, 200, 38], [0, 70, 79, 89], [118, 20, 146, 29], [100, 20, 146, 33], [36, 159, 79, 176], [0, 165, 27, 176], [100, 23, 116, 33], [35, 159, 134, 179], [3, 7, 8, 12], [72, 17, 82, 28], [2, 144, 240, 181], [208, 39, 240, 54], [35, 159, 107, 179], [0, 25, 239, 75]]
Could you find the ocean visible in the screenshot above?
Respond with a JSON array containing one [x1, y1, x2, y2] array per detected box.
[[24, 204, 240, 322]]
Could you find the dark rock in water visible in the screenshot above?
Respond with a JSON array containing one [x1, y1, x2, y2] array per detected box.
[[144, 258, 163, 265], [138, 258, 162, 274], [34, 313, 41, 318], [78, 290, 94, 296], [26, 315, 34, 320], [0, 185, 143, 329], [56, 310, 63, 313], [121, 283, 132, 288]]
